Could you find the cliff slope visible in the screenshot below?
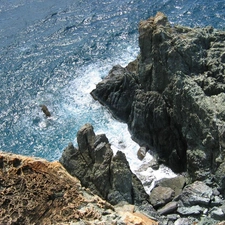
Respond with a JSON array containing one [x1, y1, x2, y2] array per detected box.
[[91, 12, 225, 190], [0, 151, 158, 225]]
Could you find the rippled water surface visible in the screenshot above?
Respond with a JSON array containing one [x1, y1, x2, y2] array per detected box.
[[0, 0, 225, 161]]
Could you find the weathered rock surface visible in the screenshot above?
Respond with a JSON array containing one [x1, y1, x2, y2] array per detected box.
[[149, 186, 175, 208], [177, 205, 203, 216], [157, 201, 178, 215], [0, 151, 158, 225], [155, 176, 186, 196], [179, 181, 213, 207], [59, 123, 148, 206], [91, 12, 225, 186]]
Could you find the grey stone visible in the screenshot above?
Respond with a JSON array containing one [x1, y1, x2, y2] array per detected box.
[[177, 205, 203, 216], [108, 151, 133, 204], [149, 186, 175, 208], [149, 158, 159, 170], [197, 217, 217, 225], [211, 195, 224, 206], [213, 188, 221, 196], [167, 214, 179, 221], [221, 203, 225, 213], [167, 221, 174, 225], [157, 201, 178, 215], [174, 218, 191, 225], [210, 207, 225, 220], [155, 176, 186, 196], [179, 181, 213, 206], [137, 201, 161, 221], [215, 162, 225, 196]]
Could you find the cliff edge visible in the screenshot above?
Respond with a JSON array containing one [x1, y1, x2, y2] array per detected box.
[[0, 151, 158, 225], [91, 12, 225, 190]]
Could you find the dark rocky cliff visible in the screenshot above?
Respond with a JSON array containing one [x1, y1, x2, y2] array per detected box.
[[91, 12, 225, 189], [59, 123, 148, 206]]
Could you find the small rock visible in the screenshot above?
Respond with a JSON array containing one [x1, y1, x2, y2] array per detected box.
[[167, 221, 174, 225], [137, 201, 160, 221], [149, 158, 159, 170], [179, 181, 213, 206], [177, 205, 203, 216], [203, 208, 209, 215], [157, 201, 178, 215], [213, 188, 221, 196], [210, 207, 225, 220], [40, 104, 51, 117], [167, 214, 180, 221], [198, 217, 217, 225], [137, 147, 147, 160], [221, 203, 225, 213], [149, 186, 175, 208], [155, 176, 186, 196], [211, 195, 224, 206], [174, 218, 191, 225]]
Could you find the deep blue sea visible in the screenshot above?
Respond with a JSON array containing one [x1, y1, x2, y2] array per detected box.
[[1, 0, 225, 163]]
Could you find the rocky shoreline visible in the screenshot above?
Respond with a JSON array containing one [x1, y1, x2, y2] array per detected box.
[[90, 12, 225, 224], [0, 150, 157, 225], [1, 12, 225, 225], [60, 124, 225, 225], [1, 124, 225, 224]]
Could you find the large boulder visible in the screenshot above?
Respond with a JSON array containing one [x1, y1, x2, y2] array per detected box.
[[179, 181, 213, 207], [59, 123, 148, 205], [91, 12, 225, 185]]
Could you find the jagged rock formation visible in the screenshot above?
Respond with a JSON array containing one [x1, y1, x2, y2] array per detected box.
[[0, 151, 158, 225], [91, 12, 225, 189], [59, 123, 148, 206]]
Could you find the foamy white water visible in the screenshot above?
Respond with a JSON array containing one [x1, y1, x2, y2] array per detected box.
[[57, 48, 177, 194]]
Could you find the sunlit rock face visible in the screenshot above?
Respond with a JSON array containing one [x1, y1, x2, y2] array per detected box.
[[0, 151, 158, 225], [91, 12, 225, 185]]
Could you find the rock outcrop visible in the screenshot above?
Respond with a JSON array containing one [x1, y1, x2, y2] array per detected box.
[[0, 151, 158, 225], [40, 104, 51, 117], [59, 123, 148, 206], [91, 12, 225, 188]]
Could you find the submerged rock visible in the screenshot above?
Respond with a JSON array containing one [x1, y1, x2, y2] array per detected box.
[[60, 123, 148, 206], [91, 12, 225, 186], [40, 104, 51, 117]]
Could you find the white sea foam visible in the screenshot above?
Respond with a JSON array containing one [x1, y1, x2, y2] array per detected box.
[[59, 48, 177, 194]]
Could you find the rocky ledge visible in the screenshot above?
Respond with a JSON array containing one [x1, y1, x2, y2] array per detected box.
[[91, 12, 225, 190], [0, 151, 157, 225]]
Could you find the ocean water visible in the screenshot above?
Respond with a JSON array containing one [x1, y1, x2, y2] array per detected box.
[[1, 0, 225, 191]]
